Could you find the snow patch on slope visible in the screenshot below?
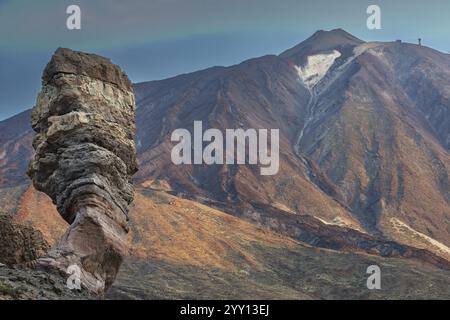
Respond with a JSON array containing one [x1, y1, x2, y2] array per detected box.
[[295, 50, 341, 89]]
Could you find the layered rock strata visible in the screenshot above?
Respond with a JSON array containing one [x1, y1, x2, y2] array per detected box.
[[28, 48, 137, 293]]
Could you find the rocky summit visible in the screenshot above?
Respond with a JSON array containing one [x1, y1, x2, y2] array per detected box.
[[27, 48, 138, 294]]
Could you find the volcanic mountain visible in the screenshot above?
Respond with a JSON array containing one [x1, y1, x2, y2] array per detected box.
[[133, 28, 450, 259], [1, 29, 449, 298]]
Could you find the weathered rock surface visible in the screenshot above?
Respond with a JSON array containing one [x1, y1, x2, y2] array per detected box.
[[0, 214, 49, 267], [0, 265, 91, 300], [27, 48, 137, 294]]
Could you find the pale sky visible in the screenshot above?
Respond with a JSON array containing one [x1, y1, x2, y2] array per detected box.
[[0, 0, 449, 120]]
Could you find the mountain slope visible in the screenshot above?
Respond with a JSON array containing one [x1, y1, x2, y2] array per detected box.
[[132, 29, 450, 259], [134, 53, 362, 232], [0, 110, 33, 187], [0, 29, 449, 281], [290, 40, 450, 252]]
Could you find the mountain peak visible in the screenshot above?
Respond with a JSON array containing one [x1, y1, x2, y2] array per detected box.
[[312, 28, 357, 37], [280, 28, 364, 60]]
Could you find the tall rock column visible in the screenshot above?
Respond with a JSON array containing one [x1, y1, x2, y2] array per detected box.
[[28, 48, 138, 293]]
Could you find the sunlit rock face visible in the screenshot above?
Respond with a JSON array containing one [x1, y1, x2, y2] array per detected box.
[[28, 48, 137, 294]]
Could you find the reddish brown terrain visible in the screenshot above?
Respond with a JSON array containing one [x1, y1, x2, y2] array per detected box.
[[132, 29, 450, 261], [0, 29, 449, 299]]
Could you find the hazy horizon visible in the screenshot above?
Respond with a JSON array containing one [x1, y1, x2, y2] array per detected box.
[[1, 0, 449, 120]]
